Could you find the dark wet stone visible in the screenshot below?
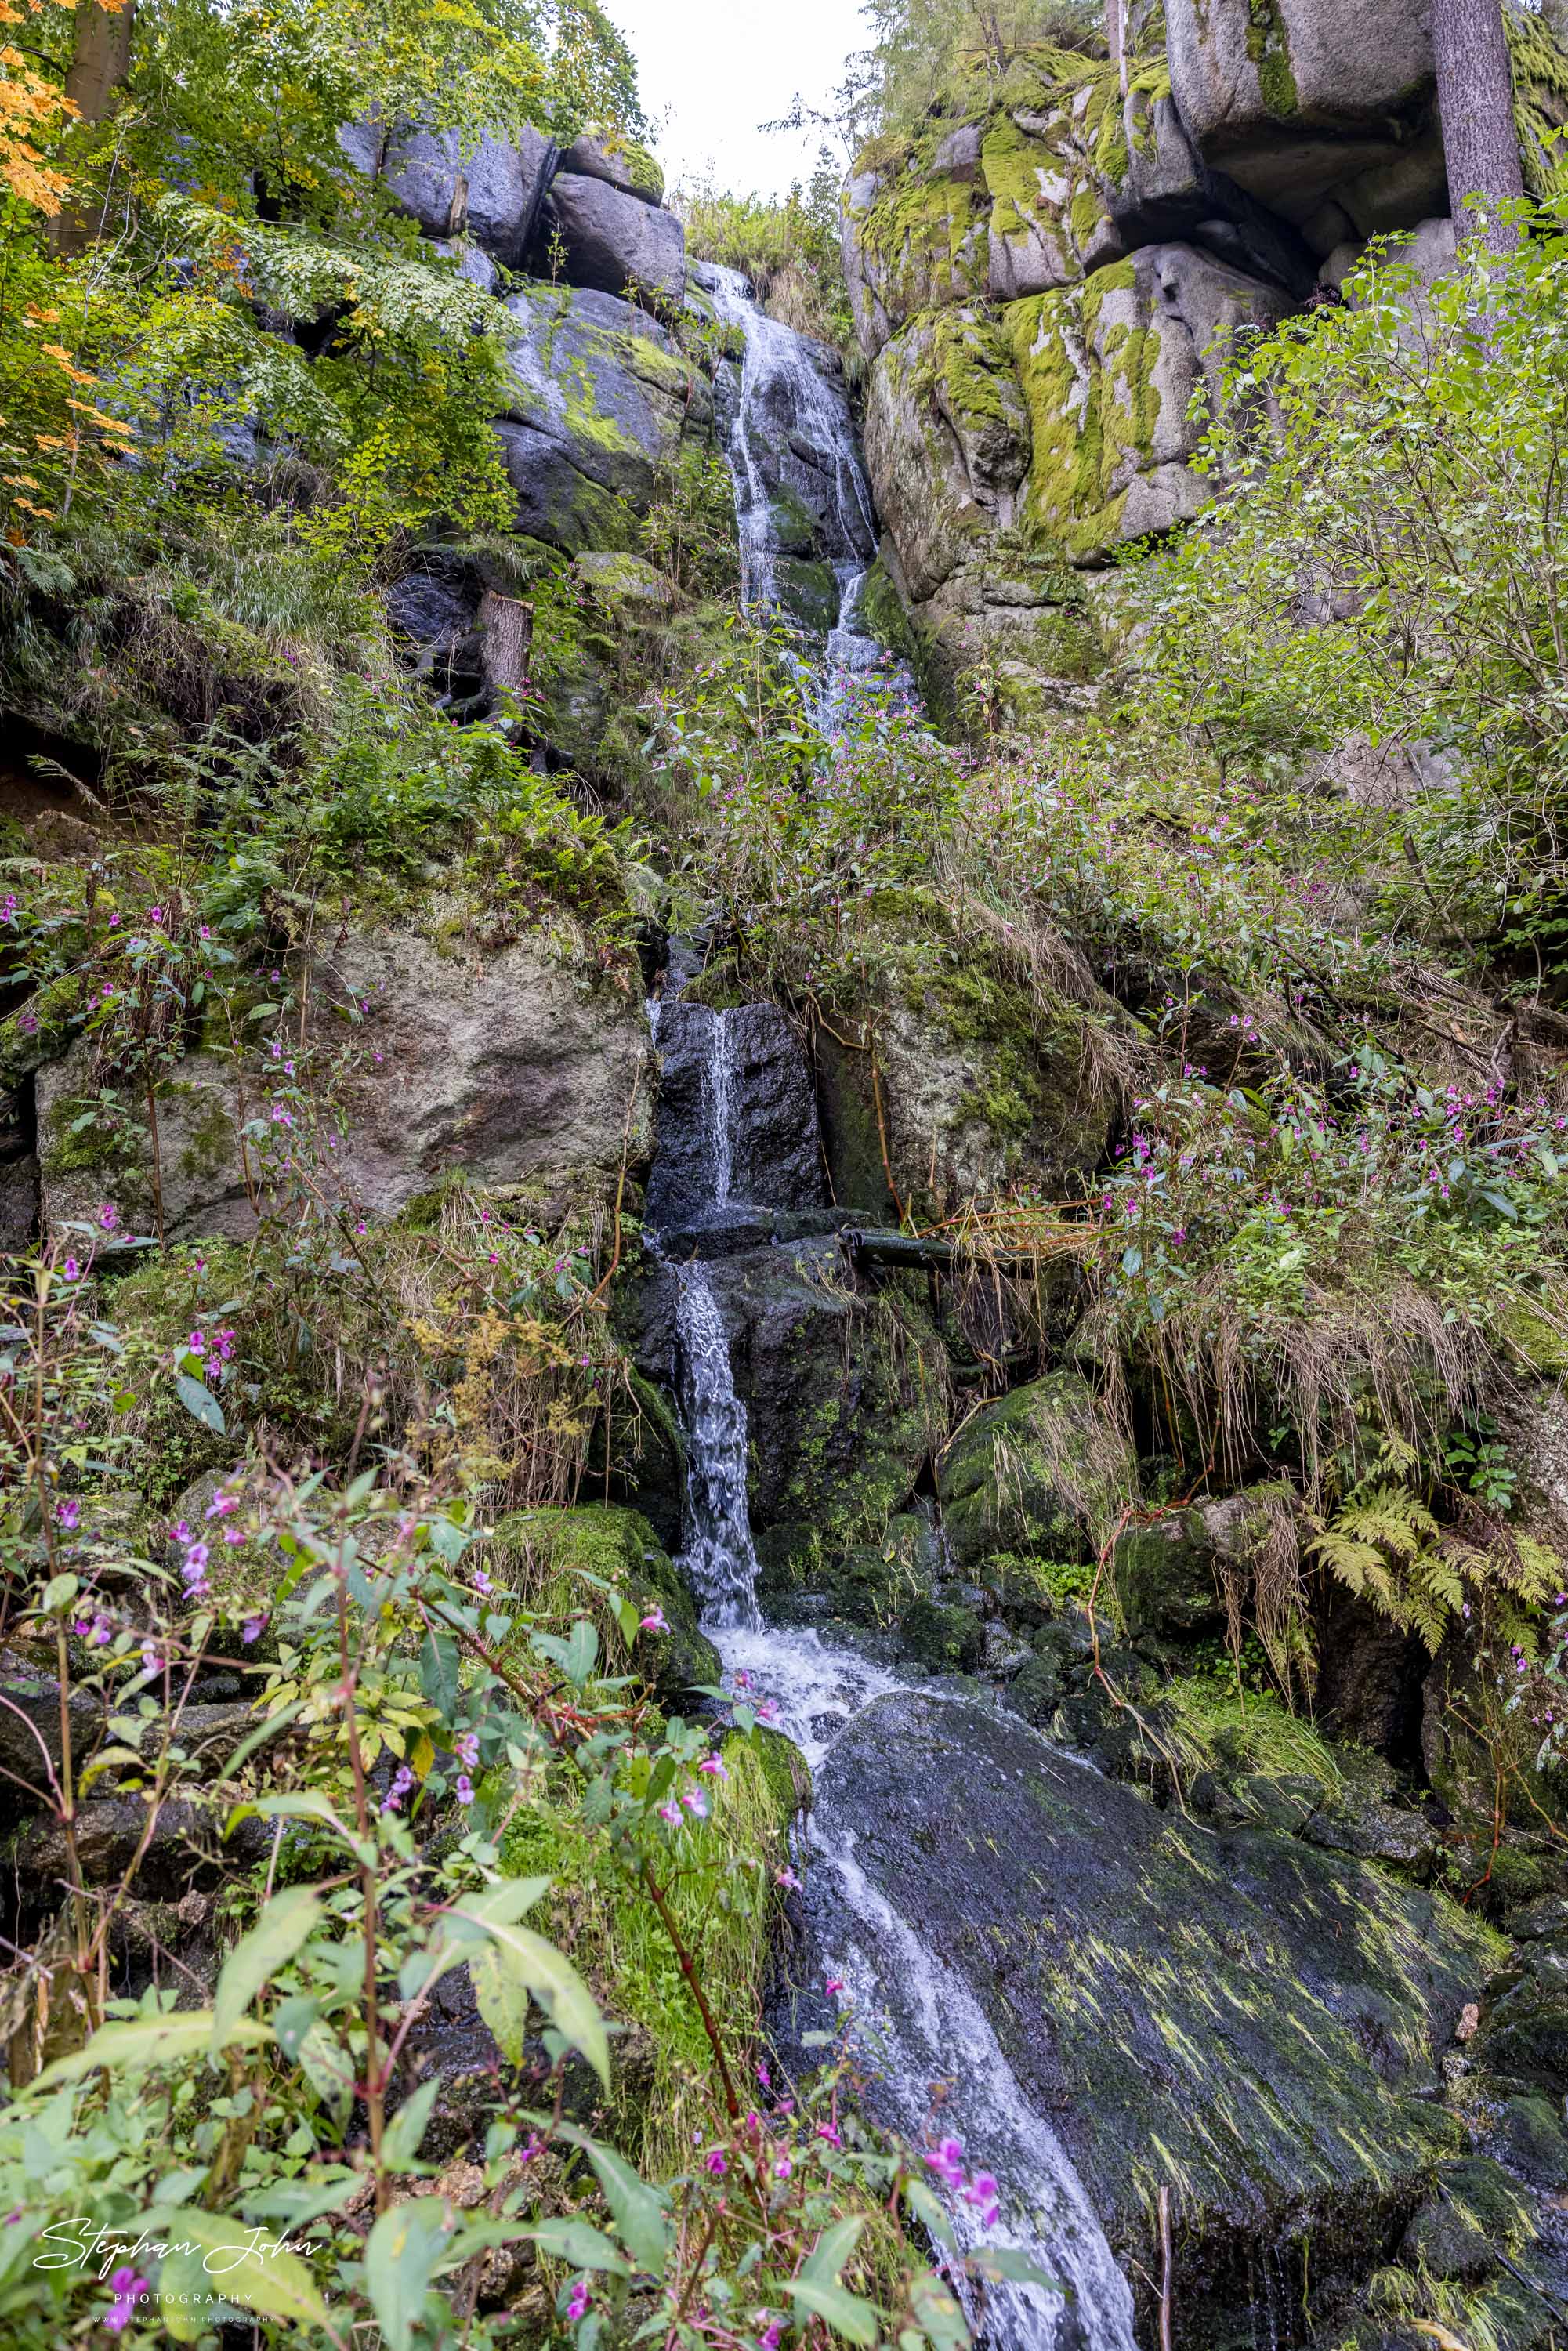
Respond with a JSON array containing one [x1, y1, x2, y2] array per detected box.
[[806, 1690, 1492, 2340], [646, 1000, 826, 1227]]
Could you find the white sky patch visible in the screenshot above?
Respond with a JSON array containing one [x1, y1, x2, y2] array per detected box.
[[609, 0, 864, 199]]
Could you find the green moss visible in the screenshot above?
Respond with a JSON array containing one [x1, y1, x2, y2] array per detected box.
[[857, 554, 917, 664], [1245, 0, 1298, 118], [858, 129, 990, 322], [484, 1505, 719, 1703], [1005, 258, 1171, 558], [939, 1369, 1137, 1570], [1, 973, 83, 1089], [771, 554, 841, 636]]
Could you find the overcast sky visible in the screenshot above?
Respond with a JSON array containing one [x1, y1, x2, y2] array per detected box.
[[610, 0, 865, 199]]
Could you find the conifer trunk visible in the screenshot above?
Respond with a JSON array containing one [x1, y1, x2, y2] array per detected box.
[[1432, 0, 1525, 244]]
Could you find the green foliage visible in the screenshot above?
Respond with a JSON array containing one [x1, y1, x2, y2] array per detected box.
[[856, 0, 1106, 139], [676, 164, 856, 353], [1146, 211, 1568, 976]]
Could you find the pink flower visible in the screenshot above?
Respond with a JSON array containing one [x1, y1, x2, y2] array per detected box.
[[454, 1731, 480, 1769], [698, 1755, 727, 1778], [204, 1491, 237, 1520], [817, 2121, 842, 2148], [56, 1498, 79, 1531], [965, 2172, 1000, 2228], [775, 1865, 801, 1892], [454, 1773, 474, 1804], [98, 1203, 117, 1230], [241, 1617, 266, 1645], [923, 2137, 965, 2190], [639, 1607, 669, 1632], [681, 1788, 708, 1819], [824, 1977, 844, 1997], [62, 1258, 79, 1281], [566, 2278, 591, 2320], [704, 2149, 726, 2175]]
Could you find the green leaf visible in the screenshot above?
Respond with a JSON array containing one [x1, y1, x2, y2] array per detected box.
[[574, 2135, 670, 2275], [462, 1914, 609, 2088], [365, 2195, 457, 2351], [788, 2278, 881, 2343], [212, 1885, 322, 2045], [523, 2218, 628, 2274], [382, 2074, 444, 2169], [294, 2019, 354, 2118], [174, 1371, 226, 1433], [34, 2010, 272, 2087], [470, 1936, 531, 2066], [565, 1617, 598, 1686], [419, 1628, 461, 1720], [803, 2215, 864, 2285], [969, 2246, 1063, 2289], [152, 2207, 331, 2335], [902, 2177, 957, 2251]]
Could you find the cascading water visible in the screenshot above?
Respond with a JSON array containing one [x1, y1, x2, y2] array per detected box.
[[699, 263, 909, 728], [644, 273, 1139, 2348], [671, 1263, 759, 1628]]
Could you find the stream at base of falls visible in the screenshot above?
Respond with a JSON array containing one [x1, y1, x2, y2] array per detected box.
[[643, 265, 1139, 2349]]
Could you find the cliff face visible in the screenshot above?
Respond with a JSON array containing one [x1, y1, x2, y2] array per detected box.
[[840, 0, 1568, 714]]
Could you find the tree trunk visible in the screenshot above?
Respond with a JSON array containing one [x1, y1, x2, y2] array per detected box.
[[1431, 0, 1524, 245], [63, 0, 135, 128], [47, 0, 136, 254]]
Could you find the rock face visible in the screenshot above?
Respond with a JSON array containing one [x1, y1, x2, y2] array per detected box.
[[36, 1042, 253, 1244], [625, 1237, 942, 1585], [497, 283, 712, 552], [1164, 0, 1442, 236], [814, 944, 1122, 1222], [1008, 243, 1294, 556], [939, 1370, 1137, 1569], [307, 928, 652, 1218], [802, 1690, 1497, 2338], [646, 1001, 827, 1232], [840, 8, 1568, 703], [339, 121, 558, 266], [535, 172, 686, 317], [560, 129, 664, 206]]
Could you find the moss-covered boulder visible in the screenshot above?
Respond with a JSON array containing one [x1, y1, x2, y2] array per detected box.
[[1114, 1512, 1224, 1636], [840, 128, 990, 360], [864, 306, 1031, 606], [899, 1594, 984, 1673], [939, 1370, 1137, 1572], [485, 1504, 719, 1707], [814, 917, 1124, 1223], [36, 1043, 252, 1247], [1005, 243, 1292, 562], [496, 283, 713, 553], [804, 1686, 1498, 2344], [982, 73, 1129, 299]]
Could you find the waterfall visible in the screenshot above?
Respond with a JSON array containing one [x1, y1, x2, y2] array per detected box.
[[699, 263, 910, 731], [643, 283, 1138, 2348], [671, 1261, 760, 1628]]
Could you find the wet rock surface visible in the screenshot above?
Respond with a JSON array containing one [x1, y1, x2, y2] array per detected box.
[[803, 1688, 1498, 2339]]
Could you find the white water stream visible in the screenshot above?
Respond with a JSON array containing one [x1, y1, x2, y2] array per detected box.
[[645, 266, 1139, 2347]]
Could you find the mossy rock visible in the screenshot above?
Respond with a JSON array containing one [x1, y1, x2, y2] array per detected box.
[[939, 1369, 1136, 1571], [900, 1594, 984, 1673], [1114, 1513, 1224, 1636], [772, 555, 842, 636], [1399, 2156, 1536, 2283], [486, 1505, 719, 1706], [1489, 2092, 1568, 2191]]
